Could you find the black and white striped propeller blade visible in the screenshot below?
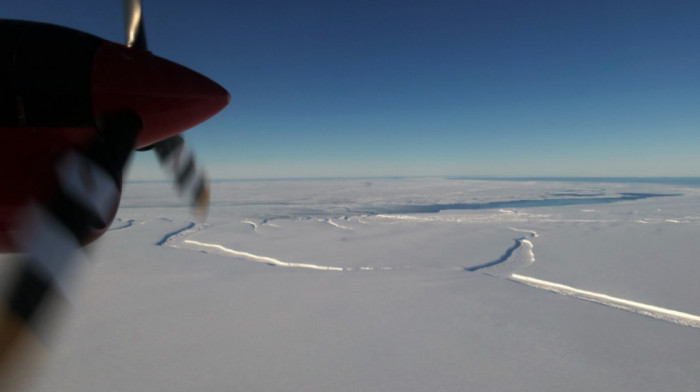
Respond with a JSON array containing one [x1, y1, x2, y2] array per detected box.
[[0, 112, 141, 383], [154, 136, 210, 220]]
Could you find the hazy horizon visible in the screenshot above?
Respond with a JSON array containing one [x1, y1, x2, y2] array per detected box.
[[124, 167, 700, 184]]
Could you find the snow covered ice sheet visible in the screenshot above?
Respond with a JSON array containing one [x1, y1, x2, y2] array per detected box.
[[17, 178, 700, 391]]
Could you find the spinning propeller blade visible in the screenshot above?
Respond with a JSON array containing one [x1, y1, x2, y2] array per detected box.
[[124, 0, 147, 50], [1, 113, 141, 386], [124, 0, 211, 218], [154, 136, 210, 220]]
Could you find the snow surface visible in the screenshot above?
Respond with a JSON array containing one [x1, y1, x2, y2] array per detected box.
[[10, 178, 700, 391]]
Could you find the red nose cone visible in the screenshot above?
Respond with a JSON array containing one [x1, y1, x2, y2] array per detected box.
[[91, 41, 229, 148]]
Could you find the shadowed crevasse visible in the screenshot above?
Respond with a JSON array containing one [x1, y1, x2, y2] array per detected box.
[[156, 222, 195, 246], [466, 239, 524, 272]]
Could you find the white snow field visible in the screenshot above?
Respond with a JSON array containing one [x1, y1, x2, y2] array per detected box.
[[21, 178, 700, 391]]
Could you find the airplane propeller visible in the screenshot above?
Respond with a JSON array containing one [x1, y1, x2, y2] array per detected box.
[[1, 2, 227, 385]]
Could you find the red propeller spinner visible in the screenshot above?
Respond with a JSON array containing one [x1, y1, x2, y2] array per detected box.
[[92, 41, 230, 149]]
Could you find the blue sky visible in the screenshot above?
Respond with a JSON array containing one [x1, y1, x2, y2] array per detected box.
[[7, 1, 700, 179]]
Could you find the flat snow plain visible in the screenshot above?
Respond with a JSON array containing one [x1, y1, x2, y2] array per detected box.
[[24, 178, 700, 391]]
